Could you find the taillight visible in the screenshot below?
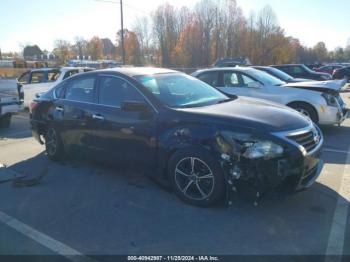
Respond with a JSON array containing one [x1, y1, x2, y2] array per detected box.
[[29, 101, 39, 114]]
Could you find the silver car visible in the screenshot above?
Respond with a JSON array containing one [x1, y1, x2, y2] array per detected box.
[[192, 67, 349, 125]]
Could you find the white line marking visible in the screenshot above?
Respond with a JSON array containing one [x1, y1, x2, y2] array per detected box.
[[324, 148, 350, 155], [325, 145, 350, 260], [0, 210, 96, 262]]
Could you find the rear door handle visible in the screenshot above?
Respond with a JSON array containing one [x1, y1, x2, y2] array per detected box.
[[55, 106, 64, 112], [92, 114, 104, 121]]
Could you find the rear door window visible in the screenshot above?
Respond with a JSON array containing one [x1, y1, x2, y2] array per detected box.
[[64, 77, 96, 103], [197, 72, 219, 87], [290, 66, 304, 75], [54, 82, 67, 99], [30, 72, 46, 84], [222, 72, 240, 87], [47, 70, 60, 82], [63, 70, 79, 80], [98, 76, 144, 107]]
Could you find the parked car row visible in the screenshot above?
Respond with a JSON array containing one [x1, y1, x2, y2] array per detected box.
[[312, 63, 350, 82], [332, 66, 350, 82]]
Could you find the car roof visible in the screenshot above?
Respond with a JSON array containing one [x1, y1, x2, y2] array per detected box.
[[271, 64, 302, 67], [29, 68, 60, 73], [252, 66, 270, 69], [194, 66, 255, 74], [94, 67, 178, 77], [28, 67, 93, 73]]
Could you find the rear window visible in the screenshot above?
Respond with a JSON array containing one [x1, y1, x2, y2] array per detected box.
[[65, 77, 96, 103], [198, 72, 219, 87], [18, 72, 30, 84], [31, 72, 46, 83], [63, 70, 79, 80], [48, 70, 60, 82]]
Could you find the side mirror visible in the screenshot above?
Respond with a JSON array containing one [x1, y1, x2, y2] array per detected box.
[[35, 93, 44, 98], [247, 82, 262, 89]]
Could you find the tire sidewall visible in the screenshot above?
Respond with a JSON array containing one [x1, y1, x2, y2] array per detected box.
[[45, 125, 64, 161], [290, 103, 318, 123], [168, 148, 226, 207]]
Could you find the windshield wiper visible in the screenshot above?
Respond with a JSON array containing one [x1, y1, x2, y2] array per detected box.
[[217, 98, 235, 104]]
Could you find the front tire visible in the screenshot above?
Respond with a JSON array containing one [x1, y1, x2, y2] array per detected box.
[[0, 114, 11, 128], [168, 148, 226, 207], [289, 102, 318, 123], [45, 126, 65, 161]]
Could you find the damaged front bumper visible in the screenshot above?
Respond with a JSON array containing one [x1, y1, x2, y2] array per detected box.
[[217, 124, 324, 200]]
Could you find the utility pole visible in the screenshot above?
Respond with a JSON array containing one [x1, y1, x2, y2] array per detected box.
[[94, 0, 125, 65], [120, 0, 125, 65]]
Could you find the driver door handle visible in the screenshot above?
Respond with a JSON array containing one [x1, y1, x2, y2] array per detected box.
[[55, 106, 64, 112], [92, 114, 104, 121]]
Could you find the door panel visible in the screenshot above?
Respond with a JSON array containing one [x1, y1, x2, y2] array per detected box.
[[89, 104, 157, 168], [52, 75, 98, 157], [91, 75, 157, 168]]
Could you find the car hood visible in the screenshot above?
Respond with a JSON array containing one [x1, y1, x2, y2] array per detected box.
[[288, 78, 311, 83], [283, 79, 347, 93], [177, 97, 310, 132]]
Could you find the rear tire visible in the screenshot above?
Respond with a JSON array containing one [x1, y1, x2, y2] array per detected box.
[[0, 114, 11, 128], [45, 126, 65, 161], [289, 102, 318, 123], [168, 148, 226, 207]]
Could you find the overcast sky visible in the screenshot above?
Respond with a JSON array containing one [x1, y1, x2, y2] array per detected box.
[[0, 0, 349, 53]]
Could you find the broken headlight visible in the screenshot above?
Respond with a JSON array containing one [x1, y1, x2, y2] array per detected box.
[[216, 131, 283, 160], [242, 141, 284, 159]]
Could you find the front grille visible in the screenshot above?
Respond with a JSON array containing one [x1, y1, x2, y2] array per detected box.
[[336, 94, 344, 108], [286, 128, 320, 153]]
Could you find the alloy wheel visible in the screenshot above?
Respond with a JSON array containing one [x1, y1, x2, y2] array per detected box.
[[296, 108, 311, 118], [174, 157, 215, 200]]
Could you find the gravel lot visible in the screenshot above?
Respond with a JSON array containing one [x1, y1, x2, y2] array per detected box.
[[0, 87, 349, 259]]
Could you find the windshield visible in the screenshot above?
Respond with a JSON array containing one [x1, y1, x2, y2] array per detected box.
[[135, 73, 230, 108], [301, 64, 316, 73], [249, 69, 286, 86], [266, 67, 293, 81]]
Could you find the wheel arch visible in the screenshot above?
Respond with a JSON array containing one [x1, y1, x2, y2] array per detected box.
[[287, 101, 319, 122]]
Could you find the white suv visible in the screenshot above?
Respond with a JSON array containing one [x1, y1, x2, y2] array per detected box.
[[192, 67, 348, 125], [18, 67, 93, 107]]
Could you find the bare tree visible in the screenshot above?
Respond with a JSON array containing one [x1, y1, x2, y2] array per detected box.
[[194, 0, 216, 66], [133, 17, 151, 63], [73, 37, 88, 59], [53, 40, 71, 65], [152, 3, 179, 66], [87, 37, 103, 60]]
